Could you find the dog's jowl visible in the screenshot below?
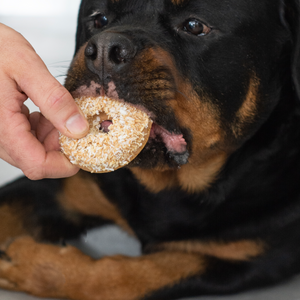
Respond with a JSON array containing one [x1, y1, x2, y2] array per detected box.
[[0, 0, 300, 299]]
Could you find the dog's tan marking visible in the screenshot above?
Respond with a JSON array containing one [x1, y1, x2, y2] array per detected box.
[[131, 152, 226, 194], [130, 169, 178, 193], [173, 82, 228, 192], [159, 239, 266, 261], [0, 237, 93, 298], [58, 172, 133, 234], [0, 237, 205, 300], [177, 153, 227, 193], [171, 0, 188, 5], [131, 48, 228, 193], [232, 76, 260, 138], [132, 49, 176, 103], [0, 205, 30, 244]]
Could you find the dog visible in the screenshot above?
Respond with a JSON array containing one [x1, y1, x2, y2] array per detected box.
[[0, 0, 300, 299]]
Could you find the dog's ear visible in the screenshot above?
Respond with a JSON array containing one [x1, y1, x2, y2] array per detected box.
[[281, 0, 300, 98]]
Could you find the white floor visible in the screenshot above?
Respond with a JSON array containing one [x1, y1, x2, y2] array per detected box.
[[1, 1, 300, 299]]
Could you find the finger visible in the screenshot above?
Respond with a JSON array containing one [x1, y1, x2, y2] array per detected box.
[[18, 67, 89, 139], [0, 25, 82, 179], [21, 104, 30, 118], [26, 151, 80, 179], [37, 115, 55, 143], [3, 112, 79, 180], [1, 31, 89, 138], [29, 112, 54, 143], [29, 111, 40, 133], [0, 147, 18, 168], [43, 129, 61, 152], [0, 79, 28, 112]]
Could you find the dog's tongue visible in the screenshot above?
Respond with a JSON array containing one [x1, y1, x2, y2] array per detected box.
[[150, 123, 187, 153]]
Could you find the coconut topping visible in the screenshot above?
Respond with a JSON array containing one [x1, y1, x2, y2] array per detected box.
[[59, 96, 152, 173]]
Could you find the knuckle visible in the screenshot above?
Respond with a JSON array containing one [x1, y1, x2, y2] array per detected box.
[[45, 86, 70, 112], [23, 166, 44, 181]]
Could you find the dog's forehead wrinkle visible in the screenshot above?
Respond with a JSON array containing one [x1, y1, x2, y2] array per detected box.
[[140, 0, 164, 13]]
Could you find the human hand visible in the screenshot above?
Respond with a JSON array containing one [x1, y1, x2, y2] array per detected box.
[[0, 24, 89, 180]]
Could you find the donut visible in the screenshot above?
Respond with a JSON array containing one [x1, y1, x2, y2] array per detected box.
[[59, 96, 152, 173]]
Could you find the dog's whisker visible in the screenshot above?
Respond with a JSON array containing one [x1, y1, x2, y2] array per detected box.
[[49, 65, 70, 69], [176, 89, 191, 102], [55, 75, 68, 79], [48, 60, 72, 66]]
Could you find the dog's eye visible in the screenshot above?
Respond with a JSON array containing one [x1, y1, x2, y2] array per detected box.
[[94, 14, 108, 29], [182, 19, 211, 36]]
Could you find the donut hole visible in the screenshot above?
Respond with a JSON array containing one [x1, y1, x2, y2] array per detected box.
[[89, 112, 113, 134], [99, 112, 112, 133]]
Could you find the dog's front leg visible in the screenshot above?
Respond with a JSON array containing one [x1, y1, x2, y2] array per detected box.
[[0, 236, 204, 300]]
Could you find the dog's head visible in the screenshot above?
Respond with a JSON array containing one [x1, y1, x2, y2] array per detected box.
[[65, 0, 300, 192]]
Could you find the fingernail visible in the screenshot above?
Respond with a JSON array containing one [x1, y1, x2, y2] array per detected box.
[[65, 114, 88, 135]]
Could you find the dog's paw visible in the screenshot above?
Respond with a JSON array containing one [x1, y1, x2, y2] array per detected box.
[[0, 236, 86, 298]]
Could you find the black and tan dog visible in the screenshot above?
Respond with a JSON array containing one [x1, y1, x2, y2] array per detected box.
[[0, 0, 300, 299]]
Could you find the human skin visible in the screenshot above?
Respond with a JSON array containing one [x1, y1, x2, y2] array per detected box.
[[0, 24, 89, 180]]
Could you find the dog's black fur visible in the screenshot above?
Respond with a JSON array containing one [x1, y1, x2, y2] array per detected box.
[[0, 0, 300, 299]]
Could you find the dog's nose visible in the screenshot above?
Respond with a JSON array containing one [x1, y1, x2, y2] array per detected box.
[[84, 32, 137, 78]]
